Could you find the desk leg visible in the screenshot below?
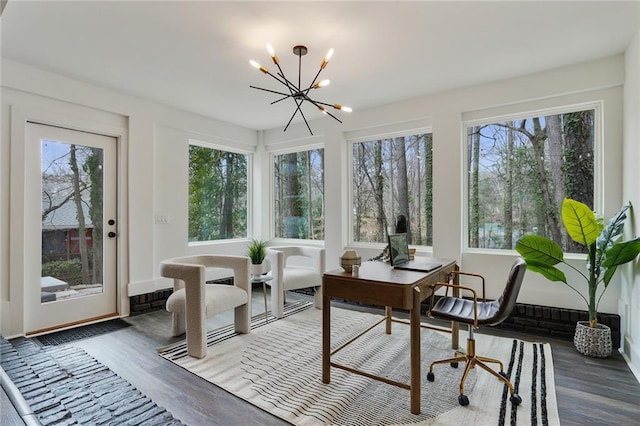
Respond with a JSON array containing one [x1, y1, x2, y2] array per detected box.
[[322, 292, 331, 384], [385, 306, 392, 334], [410, 286, 421, 415]]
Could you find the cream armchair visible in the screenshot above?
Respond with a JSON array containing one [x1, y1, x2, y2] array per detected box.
[[266, 246, 325, 318], [160, 255, 251, 359]]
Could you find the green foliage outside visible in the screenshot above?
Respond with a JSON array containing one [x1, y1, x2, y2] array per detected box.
[[468, 110, 594, 251], [352, 134, 433, 245], [273, 149, 324, 240], [42, 259, 83, 286], [188, 145, 247, 242]]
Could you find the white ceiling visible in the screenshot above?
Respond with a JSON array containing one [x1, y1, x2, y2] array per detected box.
[[1, 1, 639, 131]]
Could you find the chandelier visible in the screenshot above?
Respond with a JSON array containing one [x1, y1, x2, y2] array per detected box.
[[249, 44, 352, 135]]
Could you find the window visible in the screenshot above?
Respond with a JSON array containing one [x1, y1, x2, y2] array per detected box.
[[466, 108, 595, 251], [351, 132, 433, 245], [188, 144, 248, 242], [273, 148, 324, 240]]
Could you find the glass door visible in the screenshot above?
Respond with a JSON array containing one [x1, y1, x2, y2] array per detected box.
[[25, 123, 118, 334]]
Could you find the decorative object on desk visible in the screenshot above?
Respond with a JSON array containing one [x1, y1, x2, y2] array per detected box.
[[249, 43, 352, 135], [160, 307, 558, 426], [340, 249, 361, 272], [246, 238, 270, 276], [516, 198, 640, 358]]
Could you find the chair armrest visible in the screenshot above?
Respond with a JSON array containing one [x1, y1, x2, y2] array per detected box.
[[429, 282, 479, 327], [447, 270, 486, 302]]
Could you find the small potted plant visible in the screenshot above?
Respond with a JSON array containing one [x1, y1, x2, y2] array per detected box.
[[516, 198, 640, 357], [246, 239, 269, 276]]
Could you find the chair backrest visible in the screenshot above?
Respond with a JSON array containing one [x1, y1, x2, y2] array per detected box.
[[489, 257, 527, 326], [267, 246, 325, 273]]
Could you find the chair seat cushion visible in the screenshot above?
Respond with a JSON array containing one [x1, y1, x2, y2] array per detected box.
[[282, 267, 321, 291], [166, 284, 248, 316], [431, 296, 501, 326]]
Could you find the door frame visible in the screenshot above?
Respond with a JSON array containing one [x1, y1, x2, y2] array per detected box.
[[8, 104, 129, 336]]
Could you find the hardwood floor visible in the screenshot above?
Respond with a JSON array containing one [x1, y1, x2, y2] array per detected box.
[[5, 289, 640, 425]]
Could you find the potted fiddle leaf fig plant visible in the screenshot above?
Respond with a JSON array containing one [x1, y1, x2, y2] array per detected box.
[[246, 239, 270, 276], [516, 198, 640, 358]]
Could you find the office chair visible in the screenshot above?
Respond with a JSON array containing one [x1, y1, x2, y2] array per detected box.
[[426, 257, 526, 407]]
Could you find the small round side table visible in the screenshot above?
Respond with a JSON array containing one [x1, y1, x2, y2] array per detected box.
[[251, 273, 272, 323]]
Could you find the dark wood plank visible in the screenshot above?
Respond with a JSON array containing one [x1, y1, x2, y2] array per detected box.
[[67, 291, 639, 425]]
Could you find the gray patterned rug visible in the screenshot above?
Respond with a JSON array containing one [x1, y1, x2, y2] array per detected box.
[[160, 306, 559, 425], [1, 337, 183, 425]]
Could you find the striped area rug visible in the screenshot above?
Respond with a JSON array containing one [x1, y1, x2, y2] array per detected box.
[[159, 306, 559, 425]]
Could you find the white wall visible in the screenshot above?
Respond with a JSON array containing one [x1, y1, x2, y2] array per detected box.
[[622, 29, 640, 379], [0, 53, 630, 342], [0, 60, 256, 337], [265, 55, 626, 313]]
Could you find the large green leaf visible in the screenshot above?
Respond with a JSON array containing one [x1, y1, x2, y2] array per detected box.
[[596, 204, 629, 255], [602, 237, 640, 268], [526, 262, 567, 283], [562, 198, 601, 247], [515, 234, 564, 265]]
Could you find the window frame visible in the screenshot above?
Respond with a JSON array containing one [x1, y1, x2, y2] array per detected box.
[[268, 141, 326, 244], [187, 138, 253, 245], [461, 100, 603, 254], [347, 126, 434, 250]]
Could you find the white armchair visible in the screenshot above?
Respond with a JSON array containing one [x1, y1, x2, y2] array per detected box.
[[266, 246, 325, 318], [160, 255, 251, 359]]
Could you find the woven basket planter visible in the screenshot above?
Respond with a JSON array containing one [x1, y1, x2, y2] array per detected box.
[[573, 321, 612, 358]]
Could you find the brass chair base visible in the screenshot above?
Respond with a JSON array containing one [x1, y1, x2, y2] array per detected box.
[[427, 327, 522, 406]]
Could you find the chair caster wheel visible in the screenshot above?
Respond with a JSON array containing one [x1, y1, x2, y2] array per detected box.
[[450, 362, 459, 368], [427, 372, 435, 382], [458, 394, 469, 406], [510, 394, 522, 405]]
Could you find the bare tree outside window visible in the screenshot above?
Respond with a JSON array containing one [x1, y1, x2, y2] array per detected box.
[[467, 109, 594, 251], [188, 145, 247, 242], [41, 140, 104, 300], [273, 148, 325, 240], [352, 133, 433, 245]]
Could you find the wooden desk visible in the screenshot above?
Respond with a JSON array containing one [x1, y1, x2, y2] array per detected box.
[[322, 259, 458, 415]]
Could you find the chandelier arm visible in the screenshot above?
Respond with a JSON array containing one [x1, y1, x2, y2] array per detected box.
[[270, 95, 295, 105], [249, 85, 291, 97], [298, 104, 314, 135], [311, 100, 339, 108], [263, 69, 295, 91], [274, 63, 298, 94], [283, 100, 303, 132], [303, 67, 325, 95], [276, 71, 302, 93], [304, 97, 343, 123]]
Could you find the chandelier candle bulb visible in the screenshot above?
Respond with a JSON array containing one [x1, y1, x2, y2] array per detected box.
[[266, 43, 279, 64]]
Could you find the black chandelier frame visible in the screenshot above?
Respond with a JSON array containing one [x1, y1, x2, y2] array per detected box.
[[250, 44, 351, 135]]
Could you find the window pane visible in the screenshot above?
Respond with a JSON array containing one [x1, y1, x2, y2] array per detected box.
[[352, 134, 433, 245], [467, 110, 594, 251], [188, 145, 247, 242], [273, 149, 324, 240]]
